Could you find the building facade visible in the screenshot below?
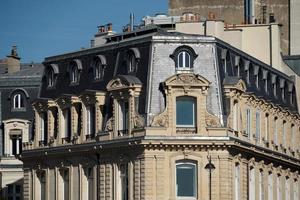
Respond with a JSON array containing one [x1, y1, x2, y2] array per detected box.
[[19, 23, 300, 200], [0, 47, 43, 199], [168, 0, 300, 56]]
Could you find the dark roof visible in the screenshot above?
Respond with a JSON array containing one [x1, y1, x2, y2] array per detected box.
[[0, 63, 44, 78], [223, 76, 240, 85], [117, 75, 142, 85], [283, 55, 300, 76]]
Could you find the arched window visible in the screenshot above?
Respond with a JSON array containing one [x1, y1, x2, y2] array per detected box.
[[69, 60, 82, 84], [176, 96, 196, 127], [93, 55, 106, 80], [176, 161, 197, 198], [70, 64, 79, 83], [170, 45, 197, 71], [13, 93, 24, 109], [94, 59, 104, 80], [47, 68, 55, 87], [177, 51, 191, 69]]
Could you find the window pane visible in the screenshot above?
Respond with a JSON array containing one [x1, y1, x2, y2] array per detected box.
[[176, 164, 196, 197], [176, 97, 195, 126], [185, 52, 190, 68], [178, 52, 183, 68]]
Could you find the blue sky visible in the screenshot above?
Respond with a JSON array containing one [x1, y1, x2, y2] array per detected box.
[[0, 0, 167, 63]]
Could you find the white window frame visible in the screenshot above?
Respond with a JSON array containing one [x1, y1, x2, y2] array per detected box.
[[175, 161, 197, 199], [48, 68, 54, 87], [177, 51, 191, 70], [13, 93, 23, 109], [70, 65, 79, 83]]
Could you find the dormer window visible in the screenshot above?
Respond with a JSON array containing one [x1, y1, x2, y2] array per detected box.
[[93, 55, 106, 80], [71, 64, 79, 83], [170, 45, 197, 71], [126, 48, 140, 74], [69, 59, 82, 85], [46, 64, 59, 88], [47, 68, 55, 87]]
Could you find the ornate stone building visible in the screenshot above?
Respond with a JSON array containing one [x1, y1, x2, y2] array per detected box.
[[0, 46, 43, 199], [20, 24, 300, 200]]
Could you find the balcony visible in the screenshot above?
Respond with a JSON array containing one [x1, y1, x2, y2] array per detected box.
[[118, 129, 129, 137]]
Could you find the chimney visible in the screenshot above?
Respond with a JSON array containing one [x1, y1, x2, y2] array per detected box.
[[6, 45, 21, 73], [130, 13, 135, 31], [106, 23, 113, 32]]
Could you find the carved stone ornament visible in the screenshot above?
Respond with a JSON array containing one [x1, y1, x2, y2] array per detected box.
[[166, 73, 210, 87], [205, 111, 221, 127], [105, 117, 114, 131], [108, 78, 128, 90], [151, 110, 169, 127], [134, 114, 145, 128]]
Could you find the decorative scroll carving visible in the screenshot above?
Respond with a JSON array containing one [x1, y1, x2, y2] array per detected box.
[[205, 111, 221, 127], [133, 114, 145, 129], [166, 73, 210, 87], [105, 117, 113, 131], [151, 110, 169, 127]]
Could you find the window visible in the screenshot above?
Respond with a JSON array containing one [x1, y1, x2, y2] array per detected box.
[[10, 133, 22, 155], [256, 111, 261, 141], [259, 170, 264, 200], [176, 161, 197, 198], [246, 108, 251, 138], [177, 51, 191, 69], [117, 101, 129, 136], [265, 113, 269, 141], [293, 179, 299, 200], [171, 46, 197, 70], [39, 112, 48, 145], [37, 171, 46, 200], [59, 169, 69, 200], [116, 164, 129, 200], [277, 175, 282, 200], [291, 124, 295, 150], [285, 177, 290, 200], [268, 173, 273, 200], [245, 0, 255, 23], [83, 168, 94, 199], [94, 59, 104, 80], [249, 167, 255, 200], [235, 164, 240, 200], [62, 109, 71, 141], [128, 53, 136, 73], [274, 117, 278, 145], [7, 184, 22, 200], [176, 97, 196, 127], [282, 121, 286, 147], [86, 105, 96, 138], [47, 68, 55, 87], [233, 101, 238, 131], [13, 94, 24, 109], [70, 64, 79, 83]]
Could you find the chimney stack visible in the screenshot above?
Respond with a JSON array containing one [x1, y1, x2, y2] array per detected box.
[[6, 45, 21, 74]]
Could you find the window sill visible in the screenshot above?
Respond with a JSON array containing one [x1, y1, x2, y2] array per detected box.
[[11, 108, 26, 112], [69, 82, 79, 86], [176, 69, 193, 73], [47, 85, 56, 90]]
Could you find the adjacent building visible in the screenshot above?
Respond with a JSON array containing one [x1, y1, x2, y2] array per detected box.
[[20, 19, 300, 200], [0, 46, 43, 199], [168, 0, 300, 55]]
